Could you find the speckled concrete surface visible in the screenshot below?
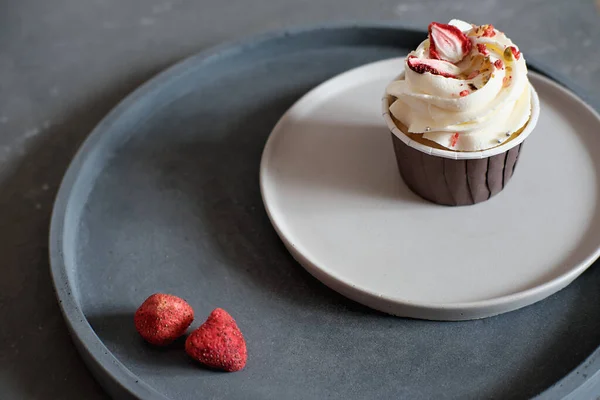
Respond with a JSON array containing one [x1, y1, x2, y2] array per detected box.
[[0, 1, 598, 398]]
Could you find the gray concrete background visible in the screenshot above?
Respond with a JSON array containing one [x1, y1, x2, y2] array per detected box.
[[0, 0, 598, 399]]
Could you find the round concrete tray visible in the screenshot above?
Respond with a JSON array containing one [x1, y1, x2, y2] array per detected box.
[[50, 24, 600, 399]]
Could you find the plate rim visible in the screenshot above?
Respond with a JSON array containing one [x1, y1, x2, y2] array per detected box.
[[48, 22, 600, 400]]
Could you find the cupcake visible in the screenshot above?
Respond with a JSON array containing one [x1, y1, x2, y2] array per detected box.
[[382, 20, 539, 206]]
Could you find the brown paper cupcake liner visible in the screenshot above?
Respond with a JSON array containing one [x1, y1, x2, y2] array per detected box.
[[391, 133, 523, 206], [382, 84, 539, 206]]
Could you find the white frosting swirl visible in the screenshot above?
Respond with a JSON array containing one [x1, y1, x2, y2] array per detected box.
[[386, 20, 531, 151]]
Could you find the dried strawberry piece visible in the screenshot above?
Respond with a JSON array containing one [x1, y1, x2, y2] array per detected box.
[[428, 22, 472, 63], [406, 55, 460, 78], [510, 46, 521, 60], [477, 43, 489, 56], [459, 90, 469, 97], [450, 133, 460, 147], [185, 308, 247, 372], [482, 25, 496, 37], [134, 294, 194, 346], [494, 59, 503, 69]]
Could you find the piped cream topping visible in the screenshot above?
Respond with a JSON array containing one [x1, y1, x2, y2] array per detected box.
[[386, 19, 531, 151]]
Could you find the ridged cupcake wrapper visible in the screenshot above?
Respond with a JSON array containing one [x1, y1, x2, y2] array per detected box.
[[391, 133, 523, 206]]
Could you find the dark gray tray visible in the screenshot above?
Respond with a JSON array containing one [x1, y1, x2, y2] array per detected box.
[[49, 24, 600, 400]]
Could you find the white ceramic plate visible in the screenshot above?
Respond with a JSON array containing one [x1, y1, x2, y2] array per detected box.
[[260, 58, 600, 320]]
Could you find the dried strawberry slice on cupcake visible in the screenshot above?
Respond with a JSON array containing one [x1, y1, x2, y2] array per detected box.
[[428, 22, 472, 63], [406, 55, 461, 78]]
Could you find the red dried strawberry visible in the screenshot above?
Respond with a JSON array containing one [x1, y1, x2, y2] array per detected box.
[[503, 46, 522, 61], [406, 56, 460, 78], [450, 133, 460, 148], [185, 308, 247, 372], [494, 59, 503, 69], [428, 22, 472, 63], [477, 43, 489, 56], [134, 293, 194, 346], [459, 90, 469, 97], [510, 46, 521, 60], [482, 25, 496, 37]]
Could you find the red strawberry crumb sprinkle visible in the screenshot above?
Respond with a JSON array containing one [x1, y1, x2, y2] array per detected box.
[[450, 133, 460, 147], [510, 46, 521, 60], [494, 59, 503, 69], [459, 90, 469, 97], [482, 25, 496, 37], [477, 43, 489, 56]]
